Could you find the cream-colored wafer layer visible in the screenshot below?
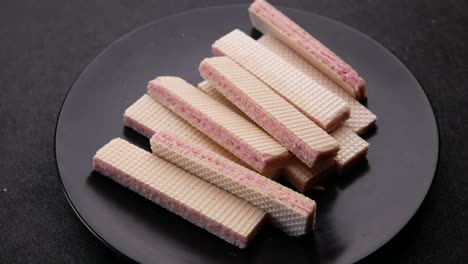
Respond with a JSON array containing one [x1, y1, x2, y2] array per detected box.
[[258, 35, 376, 135], [331, 126, 369, 173], [212, 29, 350, 132], [151, 132, 316, 236], [93, 138, 266, 248], [198, 80, 250, 120], [200, 56, 339, 166], [124, 95, 279, 179], [249, 0, 366, 100], [147, 76, 290, 173]]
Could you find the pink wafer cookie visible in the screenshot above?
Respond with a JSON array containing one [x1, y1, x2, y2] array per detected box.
[[258, 35, 376, 135], [285, 127, 369, 192], [124, 95, 279, 179], [151, 132, 317, 236], [93, 138, 266, 248], [196, 82, 369, 191], [200, 56, 339, 166], [147, 76, 290, 173], [249, 0, 367, 100], [198, 81, 334, 187], [212, 29, 350, 132]]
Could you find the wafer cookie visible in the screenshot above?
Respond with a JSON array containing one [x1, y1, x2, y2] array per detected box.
[[198, 81, 332, 186], [93, 138, 266, 248], [212, 29, 349, 132], [200, 56, 339, 166], [197, 82, 368, 191], [147, 76, 290, 173], [249, 0, 366, 100], [151, 132, 316, 236], [258, 35, 376, 135], [124, 95, 279, 179], [284, 127, 369, 192]]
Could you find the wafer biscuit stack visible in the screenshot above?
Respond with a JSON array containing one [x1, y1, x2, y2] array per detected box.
[[147, 76, 290, 173], [91, 0, 378, 248], [212, 29, 350, 132], [200, 56, 339, 166], [93, 138, 267, 248], [124, 95, 279, 179], [198, 81, 333, 190], [199, 57, 369, 191]]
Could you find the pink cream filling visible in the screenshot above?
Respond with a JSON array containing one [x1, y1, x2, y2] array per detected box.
[[147, 81, 274, 172], [200, 62, 318, 166], [213, 41, 350, 133], [153, 132, 316, 216], [251, 0, 364, 89], [124, 110, 279, 179], [93, 156, 256, 248]]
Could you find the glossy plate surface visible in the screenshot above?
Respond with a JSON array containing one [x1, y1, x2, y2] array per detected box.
[[55, 6, 439, 264]]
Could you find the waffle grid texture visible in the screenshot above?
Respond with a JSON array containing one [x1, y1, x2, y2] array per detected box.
[[200, 56, 339, 166], [197, 81, 368, 192], [258, 35, 376, 135], [212, 29, 350, 132], [198, 80, 250, 120], [249, 0, 366, 100], [147, 76, 289, 173], [285, 127, 368, 191], [93, 138, 266, 248], [123, 94, 279, 179], [198, 81, 337, 191], [330, 126, 369, 171], [151, 132, 316, 236]]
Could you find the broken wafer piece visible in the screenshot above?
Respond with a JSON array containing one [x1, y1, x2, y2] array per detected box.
[[147, 76, 290, 173], [93, 138, 266, 248], [258, 35, 376, 135], [151, 132, 317, 236], [200, 56, 339, 166], [249, 0, 367, 100], [124, 95, 279, 179], [212, 29, 350, 132]]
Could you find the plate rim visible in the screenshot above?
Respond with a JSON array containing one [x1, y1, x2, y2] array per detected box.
[[54, 4, 440, 263]]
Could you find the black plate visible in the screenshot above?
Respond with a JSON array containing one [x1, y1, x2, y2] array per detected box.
[[55, 5, 439, 264]]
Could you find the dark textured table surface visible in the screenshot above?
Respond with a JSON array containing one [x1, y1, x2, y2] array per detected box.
[[1, 0, 467, 263]]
